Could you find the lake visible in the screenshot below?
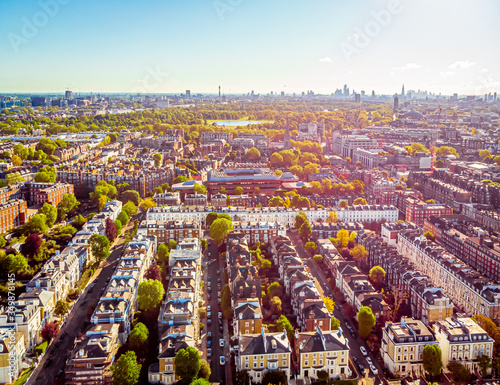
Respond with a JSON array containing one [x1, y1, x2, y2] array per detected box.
[[214, 120, 262, 126]]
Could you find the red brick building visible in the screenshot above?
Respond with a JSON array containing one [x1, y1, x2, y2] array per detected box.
[[30, 182, 74, 206], [0, 199, 27, 233], [405, 198, 452, 226]]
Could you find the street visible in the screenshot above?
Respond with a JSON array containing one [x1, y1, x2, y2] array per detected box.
[[205, 239, 227, 384], [26, 213, 140, 385], [287, 230, 386, 385]]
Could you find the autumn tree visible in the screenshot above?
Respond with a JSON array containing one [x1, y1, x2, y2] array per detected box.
[[144, 264, 162, 281], [350, 244, 368, 265], [369, 266, 386, 285], [245, 147, 261, 161], [21, 233, 43, 259], [41, 322, 59, 341], [105, 218, 118, 242]]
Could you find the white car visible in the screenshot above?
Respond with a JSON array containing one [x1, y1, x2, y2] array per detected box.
[[366, 357, 373, 366], [360, 346, 367, 356], [219, 339, 224, 347], [207, 348, 212, 357], [370, 364, 378, 375]]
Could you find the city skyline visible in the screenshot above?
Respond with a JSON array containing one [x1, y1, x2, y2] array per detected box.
[[1, 0, 499, 95]]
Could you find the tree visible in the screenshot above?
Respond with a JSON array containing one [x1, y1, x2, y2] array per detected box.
[[190, 379, 210, 385], [234, 370, 250, 385], [112, 350, 141, 385], [234, 186, 244, 195], [294, 212, 307, 230], [35, 168, 56, 183], [209, 218, 233, 243], [11, 154, 22, 167], [350, 245, 368, 265], [153, 153, 162, 167], [220, 284, 233, 319], [57, 194, 80, 220], [157, 243, 169, 265], [358, 306, 376, 339], [98, 195, 108, 211], [313, 254, 323, 263], [267, 282, 282, 298], [174, 346, 201, 384], [425, 199, 436, 204], [117, 211, 130, 226], [25, 214, 48, 234], [270, 153, 283, 167], [369, 266, 386, 285], [276, 315, 294, 339], [423, 231, 435, 241], [194, 183, 207, 194], [305, 241, 316, 254], [245, 147, 261, 161], [41, 322, 59, 341], [129, 322, 149, 353], [140, 197, 156, 210], [39, 203, 57, 227], [6, 172, 25, 185], [268, 196, 285, 207], [325, 212, 338, 223], [144, 264, 162, 281], [73, 214, 86, 227], [0, 253, 28, 274], [299, 221, 312, 243], [323, 297, 335, 313], [21, 233, 43, 259], [261, 370, 288, 385], [54, 300, 70, 317], [105, 218, 118, 242], [317, 369, 329, 382], [120, 190, 141, 206], [114, 219, 123, 235], [422, 344, 443, 377], [89, 234, 110, 262], [336, 229, 350, 248], [0, 235, 6, 248], [206, 212, 219, 227], [353, 197, 367, 205], [338, 200, 348, 208], [198, 359, 211, 380], [138, 279, 165, 311], [447, 360, 470, 382], [331, 317, 341, 330], [122, 201, 138, 217], [270, 296, 282, 315], [477, 355, 491, 377]]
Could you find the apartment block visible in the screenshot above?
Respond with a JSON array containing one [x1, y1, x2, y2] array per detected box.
[[0, 199, 27, 233]]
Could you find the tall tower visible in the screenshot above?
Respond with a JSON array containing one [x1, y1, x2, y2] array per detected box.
[[401, 84, 405, 97], [284, 118, 291, 150], [218, 85, 221, 100], [394, 95, 399, 111]]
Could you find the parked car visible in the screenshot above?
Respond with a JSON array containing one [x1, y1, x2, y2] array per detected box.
[[207, 312, 211, 319], [370, 364, 378, 375], [207, 319, 212, 326], [218, 312, 222, 319], [207, 340, 211, 347], [207, 332, 212, 340], [360, 346, 367, 356], [219, 339, 224, 347], [207, 348, 212, 357], [220, 356, 225, 365], [366, 357, 373, 366], [207, 293, 211, 300], [207, 306, 211, 312]]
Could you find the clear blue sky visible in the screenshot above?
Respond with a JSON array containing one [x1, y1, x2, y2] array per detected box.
[[1, 0, 499, 95]]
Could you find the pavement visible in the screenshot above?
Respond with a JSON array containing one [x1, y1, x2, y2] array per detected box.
[[26, 214, 140, 385], [287, 230, 386, 385]]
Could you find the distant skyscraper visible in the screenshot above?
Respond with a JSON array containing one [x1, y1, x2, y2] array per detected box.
[[495, 92, 497, 102], [453, 93, 458, 101], [65, 90, 73, 99], [394, 95, 399, 110], [401, 84, 405, 97], [251, 90, 254, 97], [371, 90, 375, 98], [343, 84, 348, 96], [301, 91, 305, 96], [355, 93, 361, 103], [281, 91, 285, 97], [186, 90, 191, 98], [31, 96, 46, 107]]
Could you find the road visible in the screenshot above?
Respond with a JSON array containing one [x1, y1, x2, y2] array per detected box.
[[287, 230, 386, 385], [205, 239, 227, 385], [26, 213, 141, 385]]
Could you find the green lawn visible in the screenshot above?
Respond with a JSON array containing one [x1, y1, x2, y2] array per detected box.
[[13, 366, 34, 385], [77, 268, 93, 291], [34, 340, 48, 356]]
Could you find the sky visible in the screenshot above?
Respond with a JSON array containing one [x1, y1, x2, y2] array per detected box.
[[0, 0, 499, 95]]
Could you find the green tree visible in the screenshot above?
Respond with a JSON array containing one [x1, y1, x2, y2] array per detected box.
[[209, 218, 233, 243], [422, 344, 443, 377], [25, 214, 48, 234], [114, 219, 123, 234], [198, 359, 211, 380], [477, 354, 491, 377], [270, 152, 283, 167], [72, 214, 86, 226], [137, 279, 165, 311], [11, 154, 22, 167], [298, 221, 312, 243], [39, 203, 57, 227], [157, 243, 169, 265], [57, 194, 80, 220], [358, 306, 376, 339], [267, 282, 282, 298], [317, 369, 329, 382], [447, 360, 470, 382], [261, 370, 287, 385], [234, 370, 250, 385], [304, 241, 316, 254], [140, 197, 156, 210], [0, 235, 6, 248], [194, 183, 207, 194], [89, 234, 110, 262], [120, 190, 141, 206], [117, 211, 130, 226], [5, 172, 25, 185], [270, 296, 282, 315], [112, 350, 141, 385], [153, 153, 162, 167], [294, 212, 307, 230], [54, 300, 70, 317], [245, 147, 261, 161], [122, 201, 137, 217], [369, 266, 386, 285], [220, 284, 232, 319], [174, 346, 201, 384], [276, 315, 294, 339], [268, 196, 285, 207], [331, 317, 341, 330], [190, 380, 210, 385], [206, 212, 219, 227], [0, 253, 28, 274], [129, 322, 149, 353]]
